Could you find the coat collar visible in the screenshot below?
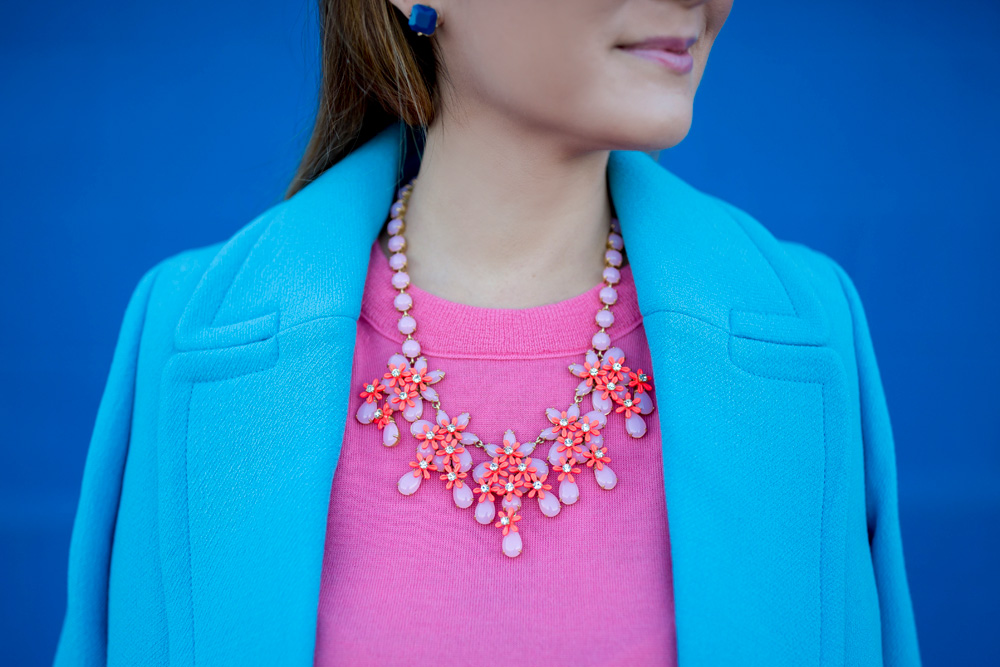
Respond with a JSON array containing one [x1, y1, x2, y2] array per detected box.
[[161, 120, 847, 666]]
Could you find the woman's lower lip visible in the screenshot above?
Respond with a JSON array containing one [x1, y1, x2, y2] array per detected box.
[[619, 47, 694, 74]]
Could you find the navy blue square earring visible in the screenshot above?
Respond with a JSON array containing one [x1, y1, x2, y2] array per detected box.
[[408, 4, 440, 37]]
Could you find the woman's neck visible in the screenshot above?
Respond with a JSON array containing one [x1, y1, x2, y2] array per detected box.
[[379, 119, 623, 309]]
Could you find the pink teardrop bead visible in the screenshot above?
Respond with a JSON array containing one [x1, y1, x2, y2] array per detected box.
[[502, 531, 523, 558], [538, 491, 561, 517], [398, 315, 416, 335], [559, 480, 580, 505], [398, 471, 422, 496], [605, 248, 622, 267], [473, 462, 490, 483], [382, 421, 399, 447], [355, 400, 377, 424], [600, 286, 618, 305], [602, 266, 620, 285], [394, 292, 412, 311], [594, 463, 618, 490], [625, 412, 647, 438], [528, 457, 548, 478], [638, 390, 655, 415], [453, 484, 474, 509], [388, 235, 406, 252], [402, 396, 423, 421], [608, 232, 624, 250], [475, 500, 496, 525], [391, 271, 410, 289], [458, 448, 473, 472], [502, 495, 522, 512], [596, 309, 614, 328], [591, 390, 613, 415], [592, 331, 611, 350], [402, 338, 421, 358], [389, 252, 407, 270], [547, 442, 563, 466]]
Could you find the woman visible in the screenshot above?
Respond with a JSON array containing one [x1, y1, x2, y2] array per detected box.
[[54, 1, 921, 666]]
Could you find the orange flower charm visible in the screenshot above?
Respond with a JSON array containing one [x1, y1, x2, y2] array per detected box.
[[546, 408, 579, 439], [413, 420, 443, 447], [359, 378, 386, 403], [555, 456, 581, 483], [476, 475, 499, 503], [510, 457, 539, 484], [583, 444, 611, 470], [440, 463, 467, 489], [526, 472, 552, 499], [555, 431, 585, 459], [627, 368, 653, 394], [575, 414, 602, 443], [409, 452, 437, 479], [374, 401, 395, 430], [495, 508, 521, 536], [390, 386, 418, 410], [384, 361, 412, 389], [482, 456, 509, 485], [435, 411, 470, 444], [594, 373, 626, 403], [613, 392, 642, 419], [601, 354, 631, 384], [434, 439, 466, 467], [497, 475, 527, 502]]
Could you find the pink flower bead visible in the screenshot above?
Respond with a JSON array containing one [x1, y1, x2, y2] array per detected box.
[[600, 286, 617, 305], [394, 292, 412, 311], [603, 266, 620, 284], [402, 338, 421, 358], [605, 248, 622, 267], [391, 271, 410, 289], [596, 309, 614, 328], [388, 235, 406, 252], [398, 315, 416, 335], [388, 218, 404, 235], [389, 252, 407, 270], [592, 331, 611, 350], [608, 232, 624, 250]]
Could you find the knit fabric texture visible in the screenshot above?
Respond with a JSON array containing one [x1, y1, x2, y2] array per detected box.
[[313, 239, 677, 666]]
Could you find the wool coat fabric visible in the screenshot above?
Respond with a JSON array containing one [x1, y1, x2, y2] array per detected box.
[[53, 120, 921, 667]]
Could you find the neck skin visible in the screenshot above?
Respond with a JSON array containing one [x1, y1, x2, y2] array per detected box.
[[378, 117, 626, 309]]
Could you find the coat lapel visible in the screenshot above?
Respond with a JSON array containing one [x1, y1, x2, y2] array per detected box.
[[158, 120, 850, 666]]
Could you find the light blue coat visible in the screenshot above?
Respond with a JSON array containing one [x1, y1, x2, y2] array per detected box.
[[54, 120, 921, 666]]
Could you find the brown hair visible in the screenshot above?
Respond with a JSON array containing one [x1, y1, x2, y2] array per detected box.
[[284, 1, 446, 200]]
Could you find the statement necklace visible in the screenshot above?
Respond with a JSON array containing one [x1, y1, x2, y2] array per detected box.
[[355, 176, 657, 558]]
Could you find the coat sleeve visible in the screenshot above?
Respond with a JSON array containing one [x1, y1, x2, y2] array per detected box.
[[827, 258, 923, 666], [53, 263, 161, 667]]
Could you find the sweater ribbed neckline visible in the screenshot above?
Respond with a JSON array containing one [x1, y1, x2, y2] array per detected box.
[[359, 238, 643, 360]]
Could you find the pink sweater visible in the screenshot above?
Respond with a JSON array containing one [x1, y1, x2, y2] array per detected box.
[[314, 238, 677, 666]]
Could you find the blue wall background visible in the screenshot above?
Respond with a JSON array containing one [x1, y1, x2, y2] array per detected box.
[[2, 1, 996, 664]]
